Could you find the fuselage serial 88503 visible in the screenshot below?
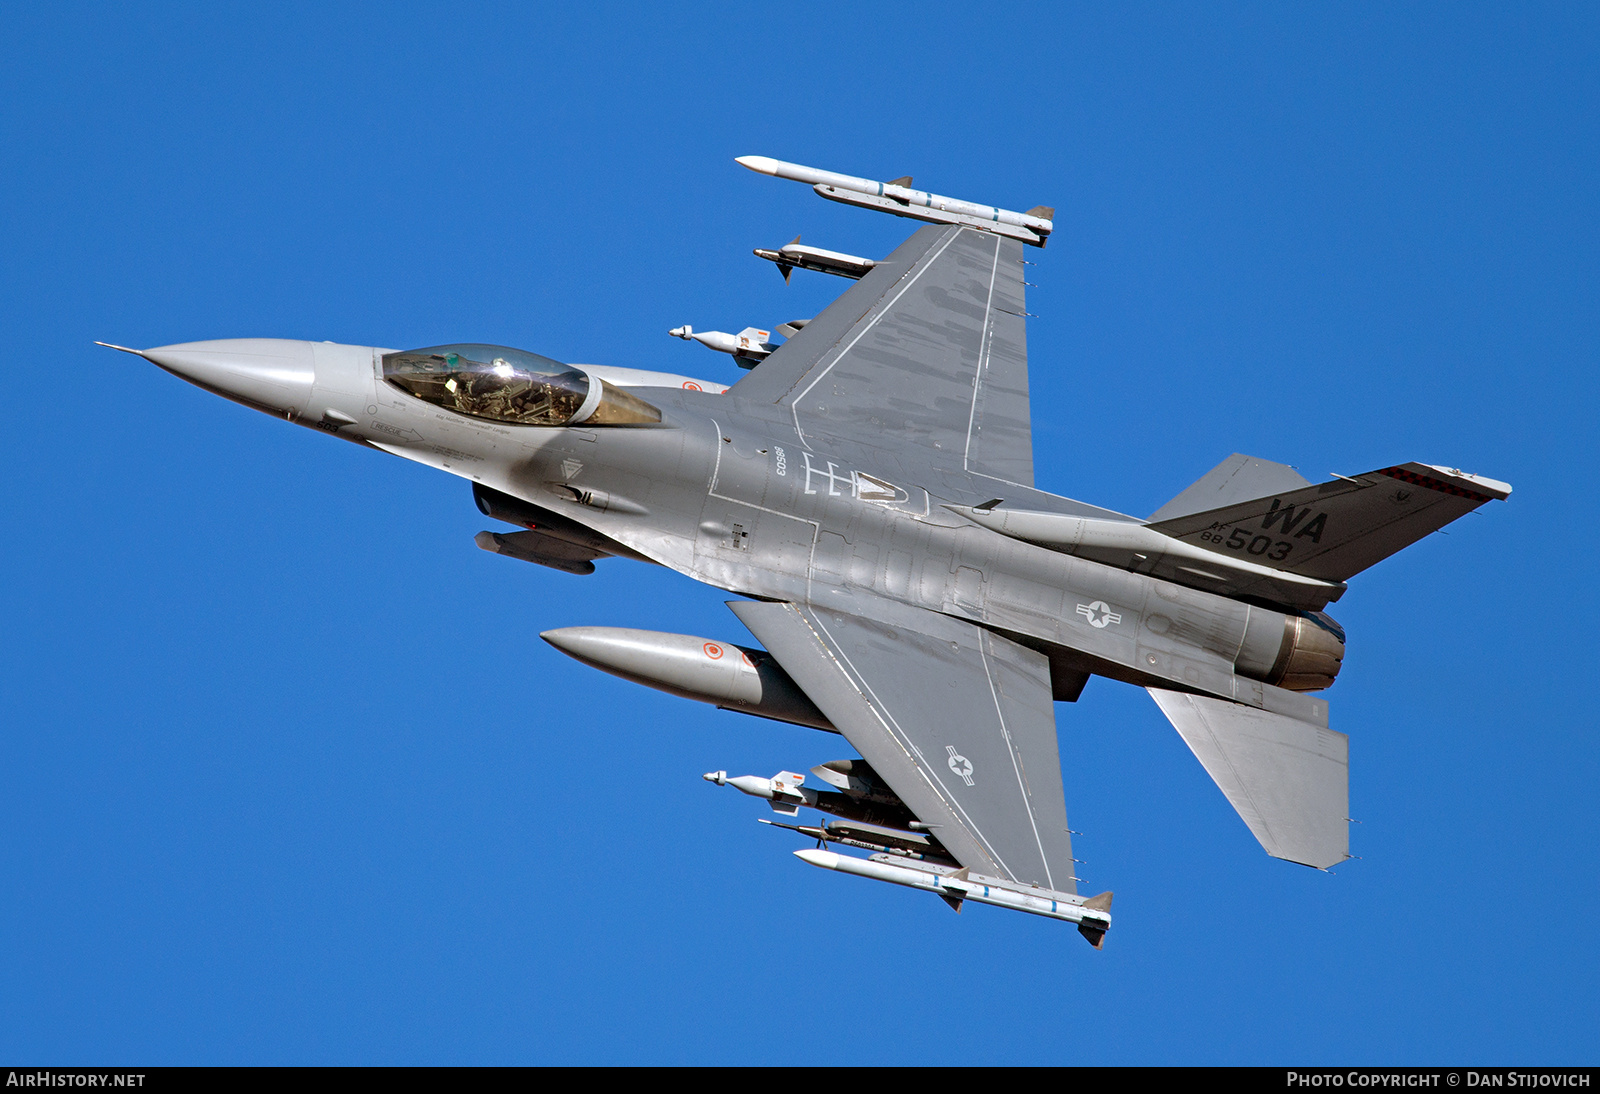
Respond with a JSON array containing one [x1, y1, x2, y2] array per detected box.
[[103, 157, 1510, 947]]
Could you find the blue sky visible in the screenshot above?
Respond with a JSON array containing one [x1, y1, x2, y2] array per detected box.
[[2, 2, 1596, 1064]]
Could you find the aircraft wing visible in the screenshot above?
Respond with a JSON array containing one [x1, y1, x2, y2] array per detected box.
[[729, 599, 1077, 892], [730, 223, 1035, 487]]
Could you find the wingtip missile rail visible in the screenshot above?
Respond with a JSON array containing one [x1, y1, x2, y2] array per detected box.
[[736, 155, 1055, 247]]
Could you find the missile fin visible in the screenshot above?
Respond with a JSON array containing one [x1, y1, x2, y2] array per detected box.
[[1078, 891, 1113, 948], [1081, 890, 1113, 913]]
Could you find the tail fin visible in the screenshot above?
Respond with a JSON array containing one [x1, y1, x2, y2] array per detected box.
[[1148, 462, 1511, 584], [1077, 891, 1112, 949], [1149, 453, 1312, 523]]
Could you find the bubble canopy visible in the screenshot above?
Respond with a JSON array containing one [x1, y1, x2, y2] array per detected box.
[[381, 344, 661, 427]]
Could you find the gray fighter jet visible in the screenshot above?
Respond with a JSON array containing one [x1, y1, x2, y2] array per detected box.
[[102, 157, 1510, 947]]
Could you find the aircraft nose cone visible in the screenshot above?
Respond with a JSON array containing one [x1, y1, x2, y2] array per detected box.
[[140, 338, 316, 418]]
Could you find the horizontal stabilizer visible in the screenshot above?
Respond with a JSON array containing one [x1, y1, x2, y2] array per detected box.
[[1148, 462, 1511, 583], [1148, 688, 1348, 869]]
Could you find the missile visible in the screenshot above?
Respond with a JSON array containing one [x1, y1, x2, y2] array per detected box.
[[793, 848, 1113, 946], [541, 626, 835, 732], [736, 155, 1054, 247], [752, 237, 877, 282], [668, 325, 777, 367], [704, 769, 811, 816], [705, 765, 920, 830], [759, 816, 956, 865]]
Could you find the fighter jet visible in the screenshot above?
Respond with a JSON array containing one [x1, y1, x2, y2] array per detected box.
[[101, 157, 1510, 947]]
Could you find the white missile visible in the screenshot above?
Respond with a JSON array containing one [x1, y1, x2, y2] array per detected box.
[[541, 626, 835, 732], [668, 325, 778, 366], [736, 156, 1054, 246], [704, 769, 813, 816], [793, 848, 1113, 945]]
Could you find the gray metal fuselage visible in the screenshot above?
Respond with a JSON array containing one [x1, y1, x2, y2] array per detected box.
[[246, 339, 1318, 726], [118, 172, 1508, 921]]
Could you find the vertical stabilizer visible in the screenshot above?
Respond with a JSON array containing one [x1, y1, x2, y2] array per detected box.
[[1147, 462, 1512, 583], [1150, 454, 1313, 523]]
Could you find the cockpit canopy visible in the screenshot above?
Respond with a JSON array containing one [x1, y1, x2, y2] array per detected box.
[[382, 344, 661, 427]]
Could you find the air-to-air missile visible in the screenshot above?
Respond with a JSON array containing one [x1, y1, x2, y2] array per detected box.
[[735, 155, 1055, 246], [791, 849, 1113, 946], [699, 763, 1110, 936]]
